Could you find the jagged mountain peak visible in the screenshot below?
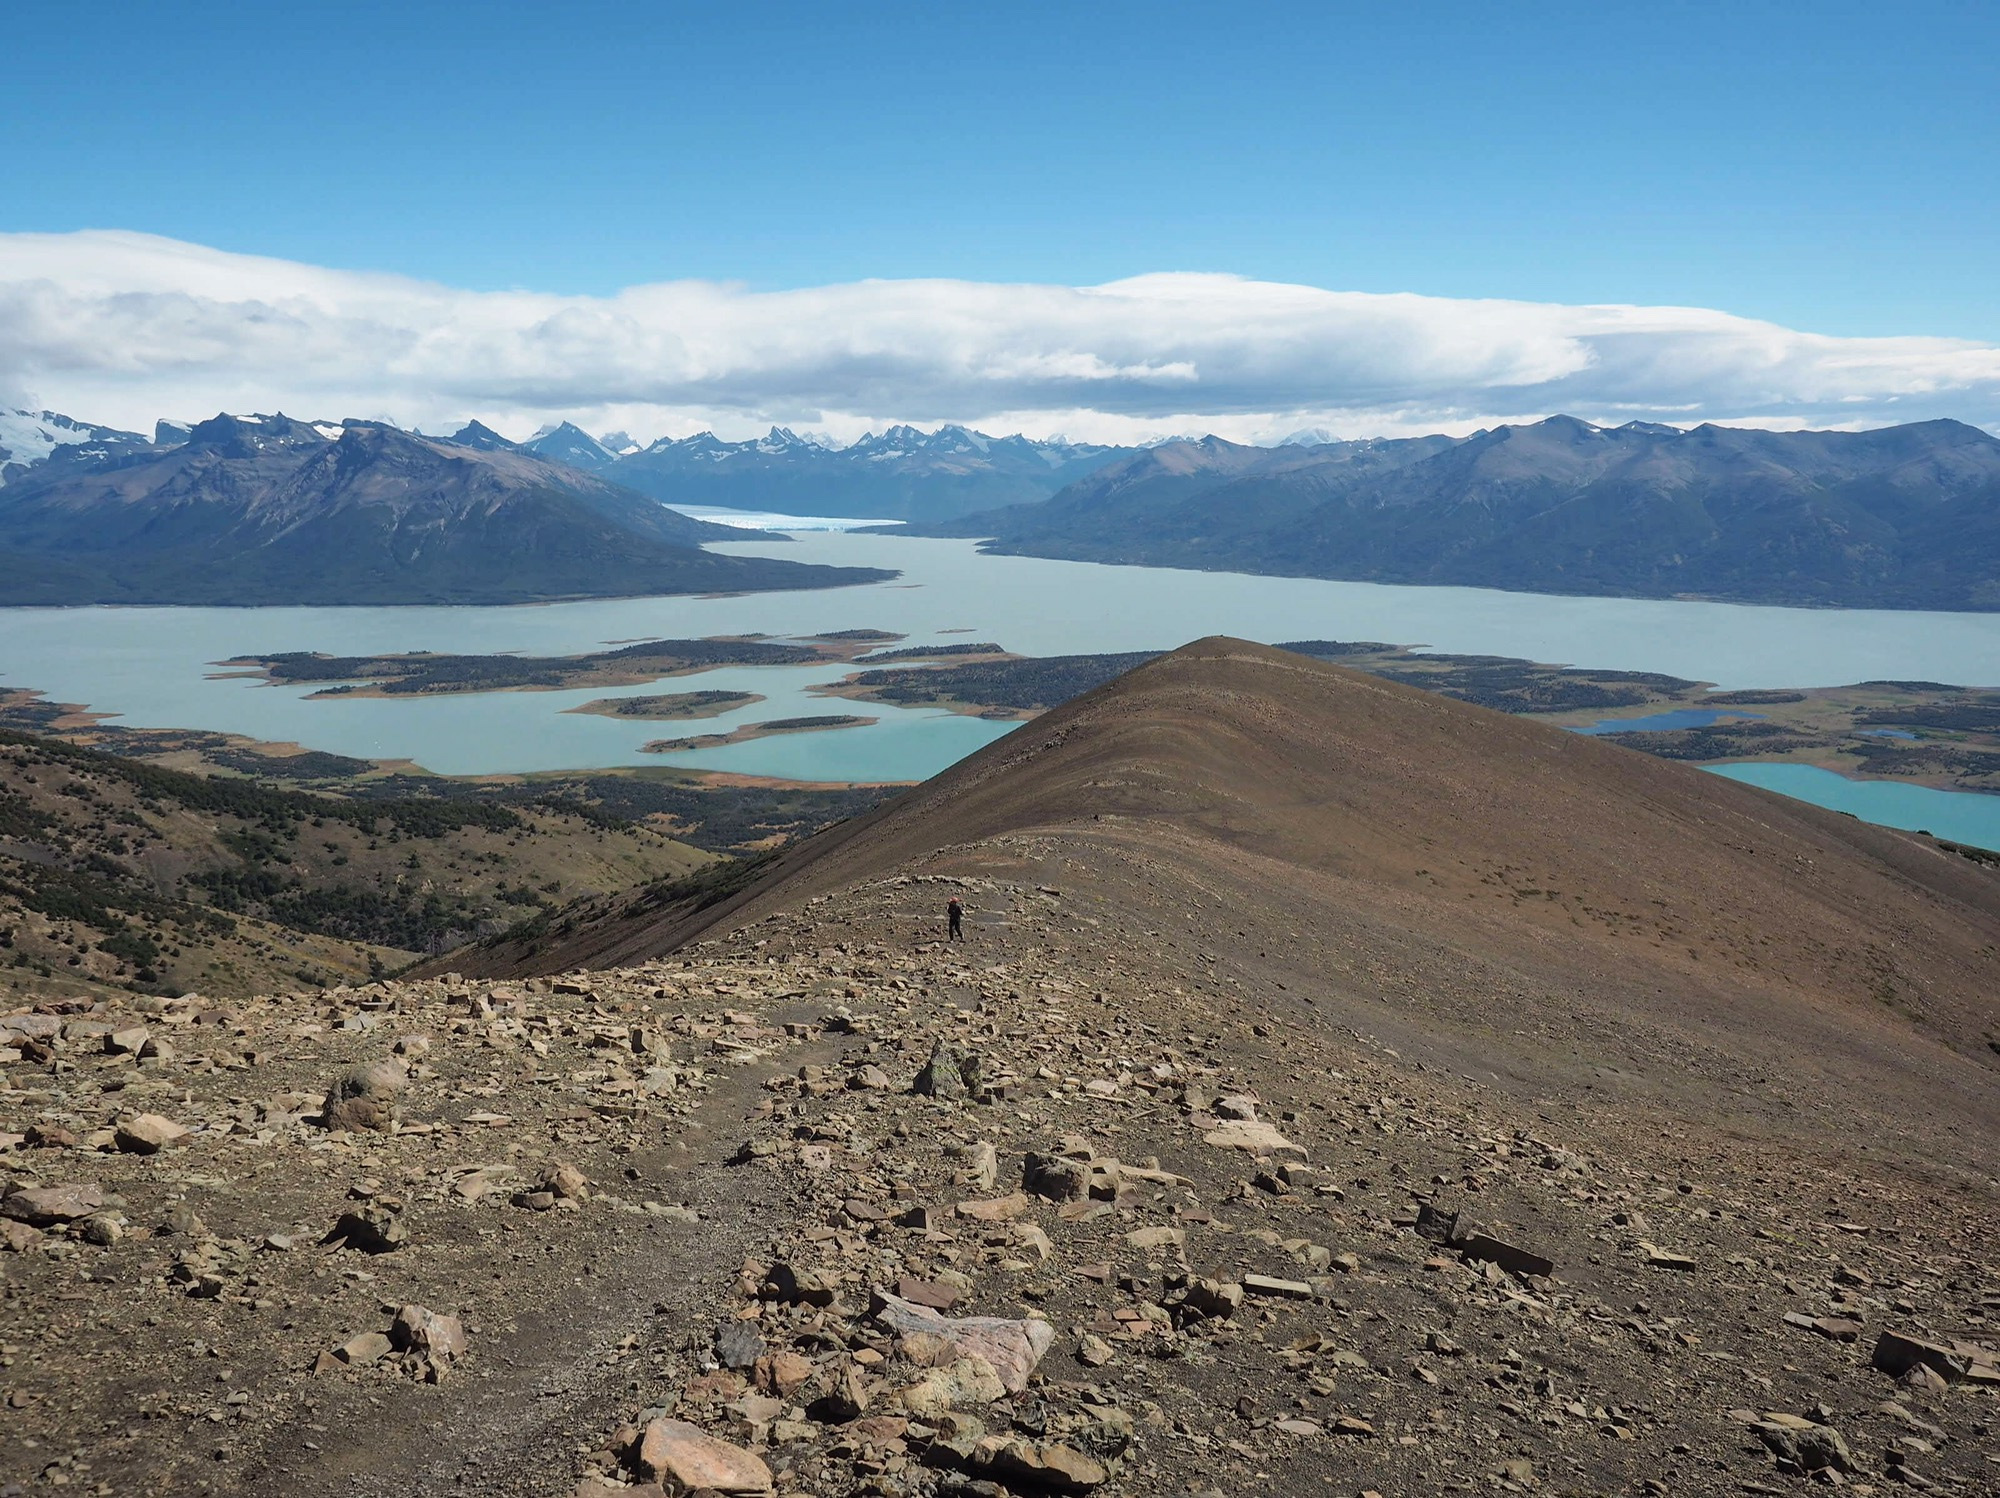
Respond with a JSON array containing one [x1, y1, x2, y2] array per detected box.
[[521, 421, 619, 471], [447, 419, 520, 451]]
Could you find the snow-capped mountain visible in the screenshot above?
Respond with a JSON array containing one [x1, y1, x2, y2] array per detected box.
[[608, 424, 1132, 522], [0, 412, 887, 606], [1, 406, 1135, 525], [447, 420, 521, 452], [0, 409, 155, 485], [522, 421, 621, 471]]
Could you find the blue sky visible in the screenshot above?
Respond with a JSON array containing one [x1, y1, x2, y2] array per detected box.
[[4, 2, 1998, 442], [6, 0, 1996, 338]]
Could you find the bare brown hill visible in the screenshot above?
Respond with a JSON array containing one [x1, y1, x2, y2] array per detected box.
[[455, 637, 2000, 1170]]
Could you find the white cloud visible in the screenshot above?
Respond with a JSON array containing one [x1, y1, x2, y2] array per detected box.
[[1, 230, 1995, 445]]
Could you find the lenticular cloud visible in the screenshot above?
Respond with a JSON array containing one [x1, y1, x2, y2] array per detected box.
[[1, 230, 1996, 442]]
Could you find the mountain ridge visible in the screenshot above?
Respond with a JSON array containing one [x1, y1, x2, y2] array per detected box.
[[605, 423, 1132, 521], [7, 638, 1998, 1496], [924, 415, 2000, 610], [0, 413, 894, 605], [450, 637, 1999, 1164]]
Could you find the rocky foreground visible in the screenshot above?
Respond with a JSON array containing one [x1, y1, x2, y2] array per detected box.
[[3, 872, 1997, 1497]]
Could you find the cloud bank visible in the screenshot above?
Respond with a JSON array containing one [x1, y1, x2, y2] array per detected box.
[[2, 230, 1997, 445]]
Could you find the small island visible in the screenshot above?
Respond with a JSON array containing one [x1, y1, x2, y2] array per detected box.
[[642, 714, 878, 753], [221, 631, 908, 699], [851, 641, 1011, 664], [565, 690, 764, 721]]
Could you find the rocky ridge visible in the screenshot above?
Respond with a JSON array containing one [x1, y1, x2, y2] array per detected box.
[[4, 870, 1996, 1496]]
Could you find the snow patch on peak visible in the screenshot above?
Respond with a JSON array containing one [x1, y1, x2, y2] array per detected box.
[[0, 408, 153, 480]]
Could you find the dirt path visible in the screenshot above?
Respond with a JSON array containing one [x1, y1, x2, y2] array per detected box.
[[232, 1003, 841, 1496]]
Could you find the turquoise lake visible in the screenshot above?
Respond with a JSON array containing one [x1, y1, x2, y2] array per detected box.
[[2, 527, 1998, 841], [1706, 764, 2000, 851]]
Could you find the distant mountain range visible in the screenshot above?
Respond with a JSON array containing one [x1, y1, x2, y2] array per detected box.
[[10, 403, 2000, 610], [924, 415, 2000, 611], [0, 413, 890, 606], [454, 420, 1131, 522]]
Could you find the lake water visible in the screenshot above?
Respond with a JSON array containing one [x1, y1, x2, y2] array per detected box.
[[2, 529, 1999, 830], [1707, 764, 2000, 851]]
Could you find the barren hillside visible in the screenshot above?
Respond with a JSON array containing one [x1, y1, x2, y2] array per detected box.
[[5, 639, 1995, 1497]]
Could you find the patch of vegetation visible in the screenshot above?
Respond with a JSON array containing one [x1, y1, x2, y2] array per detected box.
[[483, 851, 777, 950], [0, 729, 520, 839], [189, 867, 525, 951], [1371, 660, 1693, 714], [1591, 723, 1823, 761], [855, 642, 1004, 661], [507, 774, 891, 853], [583, 690, 759, 719], [1272, 639, 1402, 657], [1855, 700, 2000, 733], [753, 715, 871, 731], [207, 747, 378, 779], [1937, 838, 2000, 868], [1704, 690, 1808, 705]]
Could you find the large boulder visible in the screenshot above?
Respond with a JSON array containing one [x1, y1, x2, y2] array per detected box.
[[872, 1290, 1054, 1395], [321, 1059, 407, 1132], [2, 1182, 111, 1227], [391, 1304, 467, 1361], [912, 1039, 965, 1100]]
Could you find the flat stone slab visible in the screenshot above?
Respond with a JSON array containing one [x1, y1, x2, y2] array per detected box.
[[636, 1417, 773, 1495], [1243, 1274, 1315, 1300], [1201, 1119, 1307, 1158], [115, 1113, 191, 1154], [1458, 1232, 1555, 1279]]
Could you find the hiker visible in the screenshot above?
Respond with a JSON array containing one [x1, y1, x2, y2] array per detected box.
[[947, 896, 964, 941]]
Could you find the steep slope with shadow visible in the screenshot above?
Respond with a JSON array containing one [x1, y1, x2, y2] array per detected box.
[[459, 637, 2000, 1166]]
